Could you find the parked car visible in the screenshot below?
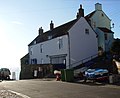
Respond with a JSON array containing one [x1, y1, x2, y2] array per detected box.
[[0, 68, 11, 80], [84, 68, 109, 82]]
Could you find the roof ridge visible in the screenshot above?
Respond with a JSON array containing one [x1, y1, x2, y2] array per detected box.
[[45, 19, 77, 33], [28, 18, 78, 46]]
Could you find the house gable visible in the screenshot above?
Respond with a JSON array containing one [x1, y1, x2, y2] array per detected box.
[[85, 3, 111, 30], [68, 17, 98, 67], [90, 10, 111, 29]]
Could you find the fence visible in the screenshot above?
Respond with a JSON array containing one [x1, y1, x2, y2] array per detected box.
[[71, 54, 98, 69]]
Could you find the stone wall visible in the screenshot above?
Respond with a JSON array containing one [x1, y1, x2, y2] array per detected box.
[[20, 64, 53, 80]]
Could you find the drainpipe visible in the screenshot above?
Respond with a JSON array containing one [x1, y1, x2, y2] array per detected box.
[[67, 33, 71, 69]]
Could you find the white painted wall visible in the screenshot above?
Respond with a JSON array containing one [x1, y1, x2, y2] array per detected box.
[[69, 17, 98, 68], [90, 8, 114, 52], [29, 35, 70, 68], [29, 17, 98, 69], [90, 11, 111, 30], [95, 28, 105, 51], [106, 33, 114, 51], [96, 28, 114, 52]]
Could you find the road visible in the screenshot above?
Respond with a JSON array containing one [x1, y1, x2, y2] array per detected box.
[[0, 79, 120, 98]]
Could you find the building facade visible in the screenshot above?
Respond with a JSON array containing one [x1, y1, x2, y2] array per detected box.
[[21, 3, 114, 73], [85, 3, 114, 52], [28, 5, 98, 69]]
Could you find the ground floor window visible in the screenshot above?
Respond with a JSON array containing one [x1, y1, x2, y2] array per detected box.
[[31, 58, 37, 64], [50, 54, 67, 65]]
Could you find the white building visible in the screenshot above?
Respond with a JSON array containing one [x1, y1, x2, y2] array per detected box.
[[28, 5, 98, 69], [85, 3, 114, 52]]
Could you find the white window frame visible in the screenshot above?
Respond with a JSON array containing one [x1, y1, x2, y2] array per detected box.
[[30, 47, 33, 55], [58, 37, 63, 49], [40, 44, 43, 53], [41, 58, 43, 64], [85, 29, 89, 35]]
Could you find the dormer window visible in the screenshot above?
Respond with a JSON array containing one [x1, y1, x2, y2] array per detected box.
[[48, 35, 52, 40], [33, 40, 36, 44]]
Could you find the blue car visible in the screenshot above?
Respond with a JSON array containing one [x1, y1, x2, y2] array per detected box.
[[84, 68, 109, 82]]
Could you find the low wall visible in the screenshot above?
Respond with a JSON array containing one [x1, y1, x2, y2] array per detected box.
[[20, 64, 53, 80]]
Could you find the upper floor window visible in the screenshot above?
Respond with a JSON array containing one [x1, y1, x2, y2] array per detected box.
[[41, 58, 44, 64], [30, 47, 33, 55], [40, 44, 43, 53], [58, 37, 63, 49], [104, 33, 108, 40], [85, 29, 89, 35], [93, 22, 96, 28], [101, 13, 104, 17]]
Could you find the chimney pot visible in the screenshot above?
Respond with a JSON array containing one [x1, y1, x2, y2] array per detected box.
[[50, 20, 54, 30], [95, 3, 102, 11], [76, 4, 84, 19], [76, 12, 79, 19], [80, 4, 82, 8], [39, 27, 43, 35]]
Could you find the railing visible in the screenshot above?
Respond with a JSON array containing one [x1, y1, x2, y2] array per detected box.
[[70, 54, 98, 68]]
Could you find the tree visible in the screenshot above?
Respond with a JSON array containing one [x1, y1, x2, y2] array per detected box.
[[111, 38, 120, 57]]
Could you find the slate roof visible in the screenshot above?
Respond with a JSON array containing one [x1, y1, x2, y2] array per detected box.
[[85, 11, 96, 21], [28, 19, 77, 46], [21, 53, 29, 60], [85, 10, 111, 21], [98, 27, 114, 34], [28, 7, 112, 46], [85, 11, 113, 34]]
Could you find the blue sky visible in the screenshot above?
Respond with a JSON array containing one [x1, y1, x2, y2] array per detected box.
[[0, 0, 120, 72]]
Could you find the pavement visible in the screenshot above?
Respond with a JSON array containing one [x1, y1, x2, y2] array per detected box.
[[0, 90, 24, 98], [0, 78, 120, 98], [0, 80, 30, 98], [0, 78, 56, 98]]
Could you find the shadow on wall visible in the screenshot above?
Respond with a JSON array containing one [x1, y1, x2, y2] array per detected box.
[[20, 64, 66, 79], [20, 64, 53, 79]]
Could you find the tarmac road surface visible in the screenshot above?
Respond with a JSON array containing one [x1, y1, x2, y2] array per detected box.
[[0, 79, 120, 98]]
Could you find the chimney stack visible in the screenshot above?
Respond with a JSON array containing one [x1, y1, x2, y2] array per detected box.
[[76, 4, 84, 19], [76, 12, 79, 19], [39, 27, 43, 35], [95, 3, 102, 11], [50, 20, 54, 30]]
